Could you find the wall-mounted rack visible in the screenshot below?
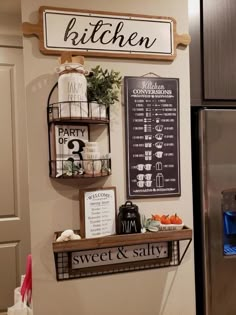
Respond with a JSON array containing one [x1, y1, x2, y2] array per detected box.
[[53, 226, 192, 280], [47, 83, 111, 179]]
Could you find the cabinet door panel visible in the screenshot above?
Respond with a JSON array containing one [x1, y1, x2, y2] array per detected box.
[[0, 47, 30, 312], [203, 0, 236, 100]]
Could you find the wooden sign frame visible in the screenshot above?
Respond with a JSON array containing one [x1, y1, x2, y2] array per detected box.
[[22, 6, 191, 61], [79, 187, 117, 238]]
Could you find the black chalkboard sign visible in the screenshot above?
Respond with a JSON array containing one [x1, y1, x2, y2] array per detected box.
[[124, 76, 180, 198]]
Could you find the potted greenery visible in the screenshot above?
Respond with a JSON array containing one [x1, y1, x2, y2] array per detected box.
[[87, 65, 122, 118]]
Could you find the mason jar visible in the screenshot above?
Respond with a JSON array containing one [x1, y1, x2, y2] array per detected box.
[[57, 56, 88, 118]]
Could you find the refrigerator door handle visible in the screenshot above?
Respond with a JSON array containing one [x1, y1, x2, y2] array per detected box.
[[199, 109, 211, 314]]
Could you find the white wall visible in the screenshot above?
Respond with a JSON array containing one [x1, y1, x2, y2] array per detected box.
[[0, 12, 22, 47], [21, 0, 195, 314]]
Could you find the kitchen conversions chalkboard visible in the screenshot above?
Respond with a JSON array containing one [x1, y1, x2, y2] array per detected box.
[[124, 76, 180, 198]]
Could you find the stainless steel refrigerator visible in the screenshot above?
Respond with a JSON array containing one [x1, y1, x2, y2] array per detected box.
[[192, 108, 236, 315]]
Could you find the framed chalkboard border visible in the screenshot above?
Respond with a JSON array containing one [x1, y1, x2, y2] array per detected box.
[[124, 76, 181, 199]]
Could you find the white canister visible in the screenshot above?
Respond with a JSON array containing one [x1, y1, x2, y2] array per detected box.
[[57, 56, 88, 118], [89, 101, 107, 119]]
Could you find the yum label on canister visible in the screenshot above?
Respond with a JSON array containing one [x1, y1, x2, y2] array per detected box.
[[117, 201, 141, 234]]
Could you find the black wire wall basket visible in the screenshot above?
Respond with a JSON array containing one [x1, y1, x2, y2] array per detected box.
[[49, 158, 111, 178], [48, 100, 110, 123], [47, 83, 112, 179]]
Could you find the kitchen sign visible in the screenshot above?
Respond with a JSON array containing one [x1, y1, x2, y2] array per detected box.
[[125, 76, 180, 198], [71, 241, 169, 270], [22, 6, 191, 61]]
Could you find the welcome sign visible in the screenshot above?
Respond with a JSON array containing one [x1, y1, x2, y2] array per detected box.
[[22, 6, 191, 61]]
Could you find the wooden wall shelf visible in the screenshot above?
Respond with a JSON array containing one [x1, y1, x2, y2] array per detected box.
[[53, 226, 192, 251], [53, 226, 192, 280]]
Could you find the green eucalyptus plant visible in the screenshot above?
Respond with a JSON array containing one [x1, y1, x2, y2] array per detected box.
[[141, 215, 160, 233], [63, 160, 81, 176], [87, 65, 122, 107]]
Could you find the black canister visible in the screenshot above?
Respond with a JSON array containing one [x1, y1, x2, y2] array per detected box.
[[117, 201, 141, 234]]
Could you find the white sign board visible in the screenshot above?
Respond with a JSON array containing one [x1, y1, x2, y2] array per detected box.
[[43, 9, 173, 56], [23, 7, 191, 61], [50, 124, 88, 177], [80, 188, 117, 238], [71, 241, 169, 269]]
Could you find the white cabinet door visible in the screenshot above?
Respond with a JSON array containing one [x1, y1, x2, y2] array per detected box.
[[0, 47, 30, 312]]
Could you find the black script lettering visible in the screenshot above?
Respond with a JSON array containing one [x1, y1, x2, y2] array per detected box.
[[64, 18, 79, 45], [77, 28, 89, 45], [127, 32, 139, 46], [112, 21, 125, 47], [99, 29, 112, 44], [138, 36, 156, 48], [112, 22, 156, 48], [64, 19, 91, 45], [64, 17, 157, 50], [89, 21, 113, 44]]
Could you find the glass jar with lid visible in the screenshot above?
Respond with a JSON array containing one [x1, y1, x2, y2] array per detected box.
[[57, 56, 88, 118], [117, 201, 141, 234]]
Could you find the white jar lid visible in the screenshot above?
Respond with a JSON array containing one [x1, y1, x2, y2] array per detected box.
[[59, 55, 84, 65]]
